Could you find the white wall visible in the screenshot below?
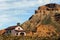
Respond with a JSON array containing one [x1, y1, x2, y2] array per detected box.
[[15, 26, 23, 30]]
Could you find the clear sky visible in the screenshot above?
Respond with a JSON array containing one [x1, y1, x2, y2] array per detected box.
[[0, 0, 60, 30]]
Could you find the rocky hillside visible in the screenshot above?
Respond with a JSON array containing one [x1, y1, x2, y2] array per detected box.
[[35, 24, 59, 37], [21, 3, 60, 35]]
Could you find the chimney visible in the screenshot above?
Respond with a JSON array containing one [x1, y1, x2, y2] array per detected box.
[[17, 23, 20, 26]]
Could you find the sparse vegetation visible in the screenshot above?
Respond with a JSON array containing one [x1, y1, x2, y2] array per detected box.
[[0, 35, 59, 40], [41, 15, 52, 25]]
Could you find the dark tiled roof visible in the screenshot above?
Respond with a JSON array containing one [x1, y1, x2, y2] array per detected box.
[[5, 26, 17, 30], [15, 30, 25, 32]]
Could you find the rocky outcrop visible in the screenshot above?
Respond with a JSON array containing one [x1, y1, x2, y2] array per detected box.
[[21, 3, 60, 37], [35, 24, 59, 37], [22, 3, 60, 30]]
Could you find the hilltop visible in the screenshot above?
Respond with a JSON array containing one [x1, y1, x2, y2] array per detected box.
[[21, 3, 60, 37]]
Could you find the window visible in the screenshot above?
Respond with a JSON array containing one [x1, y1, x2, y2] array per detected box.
[[6, 30, 11, 34], [16, 33, 18, 35], [20, 32, 24, 36], [9, 30, 11, 33], [18, 28, 20, 30]]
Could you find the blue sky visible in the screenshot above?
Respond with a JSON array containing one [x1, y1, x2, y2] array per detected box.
[[0, 0, 60, 30]]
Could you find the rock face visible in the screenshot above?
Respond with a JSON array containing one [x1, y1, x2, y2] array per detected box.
[[21, 3, 60, 37], [36, 24, 58, 37]]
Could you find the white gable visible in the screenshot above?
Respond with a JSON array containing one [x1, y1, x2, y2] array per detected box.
[[15, 26, 23, 30]]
